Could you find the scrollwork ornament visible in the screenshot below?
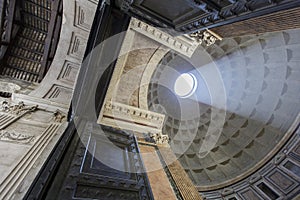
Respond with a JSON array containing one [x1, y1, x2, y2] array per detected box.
[[53, 109, 66, 123], [0, 130, 35, 144], [0, 101, 38, 115], [189, 30, 221, 46], [146, 132, 169, 145]]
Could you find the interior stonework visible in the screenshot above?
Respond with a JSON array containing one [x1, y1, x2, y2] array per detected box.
[[0, 1, 300, 200], [0, 0, 98, 199], [147, 30, 300, 190]]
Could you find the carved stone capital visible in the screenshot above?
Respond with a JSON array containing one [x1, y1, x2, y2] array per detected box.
[[146, 132, 169, 145], [53, 109, 67, 123], [189, 29, 222, 46]]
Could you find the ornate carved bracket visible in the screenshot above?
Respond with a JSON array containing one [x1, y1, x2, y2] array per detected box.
[[145, 132, 169, 145], [189, 29, 222, 46], [53, 109, 66, 123]]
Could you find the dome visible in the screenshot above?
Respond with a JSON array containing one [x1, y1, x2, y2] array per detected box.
[[148, 30, 300, 190]]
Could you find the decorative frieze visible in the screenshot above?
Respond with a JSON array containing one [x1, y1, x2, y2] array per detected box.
[[0, 101, 38, 130], [98, 101, 165, 134], [0, 131, 35, 144], [1, 101, 38, 116], [130, 18, 199, 57]]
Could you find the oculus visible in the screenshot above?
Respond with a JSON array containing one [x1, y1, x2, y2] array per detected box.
[[174, 73, 197, 98]]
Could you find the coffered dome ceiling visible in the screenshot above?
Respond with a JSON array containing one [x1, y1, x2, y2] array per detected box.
[[147, 29, 300, 190]]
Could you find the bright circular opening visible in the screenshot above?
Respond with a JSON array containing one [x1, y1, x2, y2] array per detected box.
[[174, 73, 197, 98]]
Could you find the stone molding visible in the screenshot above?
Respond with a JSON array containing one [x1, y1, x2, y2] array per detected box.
[[0, 101, 38, 130], [98, 101, 165, 134], [0, 131, 35, 145], [130, 18, 199, 58], [0, 123, 66, 200]]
